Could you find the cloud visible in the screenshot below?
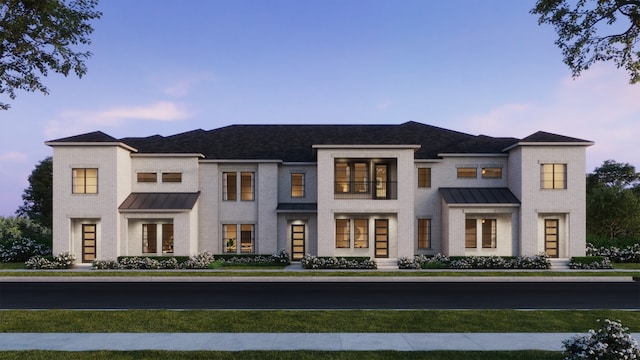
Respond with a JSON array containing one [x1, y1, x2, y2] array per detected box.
[[375, 100, 394, 111], [45, 101, 191, 139], [0, 151, 28, 163], [162, 73, 216, 97]]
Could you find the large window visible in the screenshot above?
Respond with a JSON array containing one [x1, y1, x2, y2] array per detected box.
[[240, 172, 255, 201], [291, 173, 305, 198], [465, 219, 477, 248], [223, 172, 237, 201], [541, 164, 566, 189], [481, 219, 496, 248], [223, 224, 254, 253], [335, 161, 368, 193], [457, 167, 477, 178], [335, 219, 350, 248], [142, 224, 157, 253], [72, 168, 98, 194], [418, 219, 431, 249], [354, 219, 369, 248], [418, 168, 431, 188]]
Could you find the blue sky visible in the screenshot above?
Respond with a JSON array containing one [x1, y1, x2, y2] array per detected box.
[[2, 0, 640, 216]]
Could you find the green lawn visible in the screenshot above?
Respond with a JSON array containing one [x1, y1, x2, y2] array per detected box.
[[615, 263, 640, 269]]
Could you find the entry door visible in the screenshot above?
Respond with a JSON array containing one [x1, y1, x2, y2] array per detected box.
[[291, 224, 305, 261], [82, 224, 97, 263], [374, 219, 388, 258], [375, 164, 388, 199], [544, 219, 559, 258]]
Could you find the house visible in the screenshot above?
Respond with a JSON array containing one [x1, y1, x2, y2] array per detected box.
[[46, 121, 593, 266]]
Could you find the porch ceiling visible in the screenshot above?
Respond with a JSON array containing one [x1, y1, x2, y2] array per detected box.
[[119, 192, 200, 212], [439, 187, 520, 205]]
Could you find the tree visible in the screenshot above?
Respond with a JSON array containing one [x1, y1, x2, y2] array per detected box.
[[531, 0, 640, 84], [16, 156, 53, 230], [587, 159, 639, 191], [0, 0, 102, 110]]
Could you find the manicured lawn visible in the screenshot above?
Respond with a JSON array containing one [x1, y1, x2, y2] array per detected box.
[[0, 263, 24, 270], [0, 350, 564, 359], [615, 263, 640, 269], [0, 310, 637, 333]]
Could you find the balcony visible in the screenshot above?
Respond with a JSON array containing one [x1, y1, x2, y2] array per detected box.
[[334, 181, 398, 200]]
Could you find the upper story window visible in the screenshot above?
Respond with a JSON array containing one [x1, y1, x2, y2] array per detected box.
[[223, 172, 237, 201], [457, 167, 477, 178], [223, 172, 254, 201], [291, 173, 305, 198], [418, 218, 431, 249], [541, 164, 567, 189], [162, 172, 182, 183], [137, 172, 157, 183], [240, 172, 254, 201], [72, 168, 98, 194], [481, 167, 502, 179], [418, 168, 431, 188], [335, 161, 368, 193]]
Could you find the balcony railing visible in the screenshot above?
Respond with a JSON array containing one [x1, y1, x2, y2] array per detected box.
[[334, 181, 398, 200]]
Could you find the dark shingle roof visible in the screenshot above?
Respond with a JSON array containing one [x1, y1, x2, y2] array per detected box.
[[276, 203, 318, 212], [439, 188, 520, 205], [119, 192, 200, 211], [520, 131, 591, 143], [47, 131, 119, 143]]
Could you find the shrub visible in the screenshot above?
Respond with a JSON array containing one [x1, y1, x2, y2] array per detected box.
[[214, 249, 291, 266], [300, 255, 376, 269], [25, 251, 75, 269], [0, 237, 51, 262], [569, 256, 613, 269], [587, 243, 640, 263], [92, 252, 217, 270], [398, 253, 550, 270], [562, 319, 640, 359]]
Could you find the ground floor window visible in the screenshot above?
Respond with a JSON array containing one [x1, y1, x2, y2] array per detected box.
[[418, 219, 431, 249], [481, 219, 497, 248], [465, 219, 476, 248], [162, 224, 174, 253], [142, 224, 157, 253], [223, 224, 255, 254], [354, 219, 368, 248], [335, 219, 350, 248]]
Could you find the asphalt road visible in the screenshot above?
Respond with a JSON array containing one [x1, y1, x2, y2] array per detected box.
[[0, 281, 638, 309]]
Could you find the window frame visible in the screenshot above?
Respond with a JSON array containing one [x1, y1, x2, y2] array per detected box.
[[354, 219, 369, 249], [162, 172, 182, 183], [540, 163, 567, 189], [457, 167, 477, 179], [418, 218, 431, 249], [418, 168, 431, 188], [291, 173, 305, 198], [481, 218, 497, 248], [335, 219, 350, 248], [142, 224, 158, 254], [481, 167, 502, 179], [240, 172, 255, 201], [334, 161, 369, 194], [137, 172, 157, 183], [223, 224, 237, 253], [223, 172, 237, 201], [465, 219, 477, 248], [72, 168, 98, 194]]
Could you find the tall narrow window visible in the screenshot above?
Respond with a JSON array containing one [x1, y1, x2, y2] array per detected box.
[[162, 224, 174, 254], [223, 224, 237, 253], [162, 172, 182, 183], [354, 162, 368, 193], [240, 224, 254, 253], [418, 168, 431, 188], [481, 219, 497, 248], [335, 219, 350, 248], [541, 164, 567, 189], [418, 219, 431, 249], [291, 173, 305, 198], [354, 219, 369, 248], [241, 172, 254, 201], [465, 219, 477, 248], [335, 163, 350, 193], [72, 168, 98, 194], [142, 224, 157, 253], [223, 172, 237, 201]]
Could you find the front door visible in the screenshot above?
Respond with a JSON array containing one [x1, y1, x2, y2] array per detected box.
[[544, 219, 559, 258], [374, 219, 388, 258], [291, 224, 305, 261], [82, 224, 97, 263]]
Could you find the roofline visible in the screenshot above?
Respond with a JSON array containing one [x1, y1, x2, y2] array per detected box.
[[44, 141, 138, 152], [312, 144, 421, 150], [131, 153, 205, 159], [503, 141, 595, 152], [446, 203, 520, 208], [438, 153, 508, 158], [199, 159, 283, 164]]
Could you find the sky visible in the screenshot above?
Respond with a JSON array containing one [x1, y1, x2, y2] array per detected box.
[[2, 0, 640, 216]]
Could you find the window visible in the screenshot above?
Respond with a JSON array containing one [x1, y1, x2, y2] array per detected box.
[[72, 168, 98, 194], [223, 224, 237, 253], [240, 224, 254, 253], [465, 219, 477, 248], [142, 224, 157, 253], [418, 219, 431, 249], [223, 172, 237, 201], [418, 168, 431, 188], [335, 219, 350, 248], [541, 164, 567, 189], [335, 161, 368, 193], [162, 172, 182, 183], [291, 173, 305, 198], [241, 172, 254, 201], [354, 219, 368, 248], [457, 167, 477, 178], [481, 219, 496, 248], [137, 172, 157, 183], [354, 162, 368, 193], [162, 224, 174, 254], [335, 163, 350, 193], [481, 167, 502, 179]]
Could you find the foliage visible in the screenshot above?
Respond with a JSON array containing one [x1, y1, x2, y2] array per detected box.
[[0, 0, 102, 109], [569, 256, 614, 269], [300, 255, 376, 269], [398, 253, 551, 270], [587, 243, 640, 263], [24, 251, 75, 269], [215, 249, 291, 266], [562, 319, 640, 359], [0, 216, 52, 247], [93, 251, 291, 270], [532, 0, 640, 84], [0, 237, 50, 262], [16, 157, 52, 230]]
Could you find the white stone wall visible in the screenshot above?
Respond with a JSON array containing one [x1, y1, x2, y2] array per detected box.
[[131, 156, 200, 193]]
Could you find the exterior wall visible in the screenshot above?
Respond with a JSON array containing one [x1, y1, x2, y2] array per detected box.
[[257, 163, 279, 253], [277, 164, 318, 204], [278, 214, 318, 257], [514, 145, 587, 257], [131, 156, 200, 192], [197, 162, 219, 253]]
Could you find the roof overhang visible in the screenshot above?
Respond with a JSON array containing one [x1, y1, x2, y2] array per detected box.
[[440, 187, 520, 206], [44, 141, 138, 152], [313, 144, 421, 151], [437, 153, 508, 158], [131, 153, 205, 158], [118, 192, 200, 212], [502, 141, 595, 152], [276, 203, 318, 213]]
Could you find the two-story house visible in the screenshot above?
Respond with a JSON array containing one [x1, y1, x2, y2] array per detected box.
[[46, 121, 593, 266]]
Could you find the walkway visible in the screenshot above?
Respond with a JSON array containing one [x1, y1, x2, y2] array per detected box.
[[0, 332, 621, 351]]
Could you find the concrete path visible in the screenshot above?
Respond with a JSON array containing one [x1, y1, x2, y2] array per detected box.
[[2, 332, 639, 351]]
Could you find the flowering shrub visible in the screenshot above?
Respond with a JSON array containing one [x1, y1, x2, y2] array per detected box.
[[0, 238, 51, 262], [569, 256, 613, 269], [562, 319, 640, 359], [181, 251, 214, 269], [300, 255, 377, 269], [92, 252, 214, 270], [587, 243, 640, 263], [214, 250, 291, 266], [25, 251, 75, 269], [398, 253, 550, 269]]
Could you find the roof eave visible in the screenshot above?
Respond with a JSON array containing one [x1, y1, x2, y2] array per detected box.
[[44, 141, 138, 152], [503, 141, 595, 152]]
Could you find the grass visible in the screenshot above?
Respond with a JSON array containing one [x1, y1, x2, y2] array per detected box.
[[0, 309, 637, 333], [0, 350, 564, 360], [615, 263, 640, 269], [0, 263, 24, 270]]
